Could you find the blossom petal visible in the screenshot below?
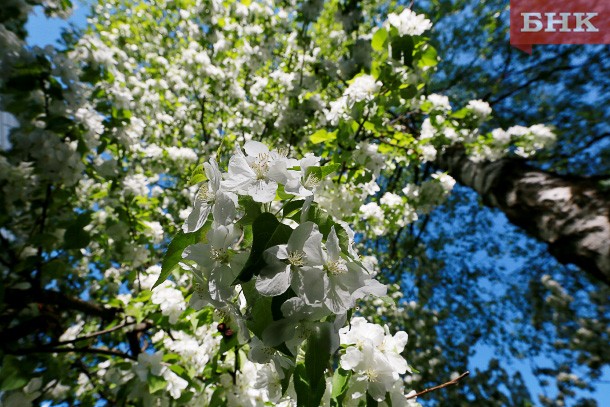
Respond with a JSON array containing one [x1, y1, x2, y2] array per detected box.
[[287, 222, 316, 253], [182, 201, 211, 233], [302, 229, 325, 266], [294, 267, 327, 305], [256, 264, 291, 296], [248, 180, 278, 203], [326, 227, 341, 261], [244, 140, 269, 156], [213, 191, 237, 225], [204, 159, 222, 191], [263, 245, 289, 262]]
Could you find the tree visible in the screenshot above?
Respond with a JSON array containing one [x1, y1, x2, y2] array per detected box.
[[435, 146, 610, 285], [0, 0, 608, 406]]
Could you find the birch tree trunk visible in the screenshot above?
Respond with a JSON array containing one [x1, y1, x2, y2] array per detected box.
[[435, 146, 610, 286]]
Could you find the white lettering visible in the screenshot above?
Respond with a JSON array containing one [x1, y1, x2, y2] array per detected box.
[[544, 12, 572, 32], [573, 12, 599, 32], [521, 13, 543, 32]]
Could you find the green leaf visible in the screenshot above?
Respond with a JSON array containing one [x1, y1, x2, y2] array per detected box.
[[310, 129, 337, 144], [0, 375, 28, 392], [451, 108, 468, 119], [234, 212, 292, 283], [189, 173, 207, 186], [399, 85, 418, 100], [0, 356, 28, 391], [283, 199, 305, 220], [331, 368, 352, 405], [64, 212, 92, 250], [418, 44, 438, 68], [153, 223, 210, 289], [188, 164, 207, 186], [320, 163, 340, 178], [390, 35, 414, 67], [366, 392, 379, 407], [295, 323, 332, 407], [302, 203, 336, 237], [384, 392, 393, 407], [237, 196, 262, 226], [209, 387, 226, 407], [276, 184, 295, 200], [148, 374, 167, 394], [242, 281, 274, 338], [169, 365, 185, 375], [305, 324, 332, 397], [371, 28, 388, 51], [294, 364, 312, 407]]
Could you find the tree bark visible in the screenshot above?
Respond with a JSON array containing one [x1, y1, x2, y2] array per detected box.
[[435, 146, 610, 286]]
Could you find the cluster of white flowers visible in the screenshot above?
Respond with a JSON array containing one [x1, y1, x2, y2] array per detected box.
[[386, 9, 433, 36], [123, 173, 153, 197], [151, 280, 186, 324], [166, 146, 199, 162], [471, 123, 556, 162], [426, 94, 451, 111], [325, 75, 381, 125], [161, 326, 220, 372], [338, 317, 420, 405], [182, 141, 386, 327], [134, 351, 188, 399], [359, 191, 419, 236], [353, 141, 386, 175], [466, 99, 492, 118]]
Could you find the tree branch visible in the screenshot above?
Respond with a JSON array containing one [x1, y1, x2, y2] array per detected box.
[[8, 346, 136, 360], [406, 371, 470, 399], [4, 287, 121, 319]]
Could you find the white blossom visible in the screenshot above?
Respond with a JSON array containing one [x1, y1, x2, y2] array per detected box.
[[386, 9, 433, 36]]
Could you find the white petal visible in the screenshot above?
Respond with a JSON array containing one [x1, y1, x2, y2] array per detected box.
[[267, 160, 293, 185], [213, 191, 237, 225], [244, 140, 270, 156], [182, 201, 211, 233], [326, 227, 341, 261], [248, 180, 278, 203], [263, 245, 289, 262], [294, 267, 327, 305], [205, 159, 222, 191], [182, 243, 212, 269], [299, 154, 320, 173], [340, 347, 362, 371], [324, 287, 352, 314], [300, 196, 314, 224], [209, 264, 237, 302], [302, 229, 325, 266], [287, 222, 316, 252], [353, 278, 387, 300], [256, 264, 291, 296]]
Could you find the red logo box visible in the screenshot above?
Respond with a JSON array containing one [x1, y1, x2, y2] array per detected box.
[[510, 0, 610, 53]]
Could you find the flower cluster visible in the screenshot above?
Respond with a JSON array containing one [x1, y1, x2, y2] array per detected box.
[[386, 9, 433, 36], [181, 142, 386, 335], [157, 141, 414, 404], [338, 317, 420, 406]]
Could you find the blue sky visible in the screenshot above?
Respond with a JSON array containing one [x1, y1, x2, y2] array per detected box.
[[25, 4, 610, 406], [26, 2, 90, 47]]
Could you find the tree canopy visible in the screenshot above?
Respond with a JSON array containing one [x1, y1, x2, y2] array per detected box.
[[0, 0, 608, 406]]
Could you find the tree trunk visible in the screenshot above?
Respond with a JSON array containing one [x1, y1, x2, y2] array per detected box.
[[435, 146, 610, 286]]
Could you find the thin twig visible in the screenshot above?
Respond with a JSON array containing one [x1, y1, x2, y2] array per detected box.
[[9, 346, 136, 360], [44, 319, 144, 347], [406, 371, 470, 399]]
